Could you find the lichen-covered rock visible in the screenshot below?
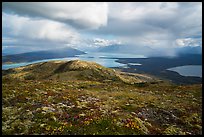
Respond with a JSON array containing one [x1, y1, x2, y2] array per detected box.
[[163, 125, 186, 135], [134, 117, 149, 134]]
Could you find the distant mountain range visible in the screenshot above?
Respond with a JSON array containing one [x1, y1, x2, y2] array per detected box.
[[2, 47, 85, 64], [176, 46, 202, 55], [97, 44, 202, 56], [97, 44, 124, 52], [97, 44, 156, 56]]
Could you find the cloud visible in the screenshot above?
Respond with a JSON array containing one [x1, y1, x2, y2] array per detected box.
[[3, 13, 81, 49], [96, 2, 201, 39], [175, 38, 202, 47], [3, 2, 108, 29], [65, 38, 123, 52], [2, 2, 202, 57], [87, 2, 202, 56], [109, 2, 179, 21], [93, 38, 122, 47], [2, 37, 18, 44]]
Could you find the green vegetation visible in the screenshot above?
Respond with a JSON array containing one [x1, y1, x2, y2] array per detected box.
[[134, 82, 149, 87], [2, 60, 202, 135]]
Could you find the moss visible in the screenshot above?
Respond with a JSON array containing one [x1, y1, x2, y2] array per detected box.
[[2, 69, 202, 135], [163, 125, 185, 135], [134, 82, 149, 87], [133, 117, 149, 134], [24, 74, 36, 80], [121, 104, 138, 112]]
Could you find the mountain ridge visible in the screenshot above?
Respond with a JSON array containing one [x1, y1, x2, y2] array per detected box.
[[2, 47, 85, 64], [2, 60, 156, 84]]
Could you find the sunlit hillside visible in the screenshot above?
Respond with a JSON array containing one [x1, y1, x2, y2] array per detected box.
[[2, 60, 202, 135]]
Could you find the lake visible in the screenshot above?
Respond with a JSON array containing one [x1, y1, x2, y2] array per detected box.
[[167, 65, 202, 77], [2, 52, 146, 70]]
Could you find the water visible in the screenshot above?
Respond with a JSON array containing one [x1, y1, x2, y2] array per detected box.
[[128, 63, 142, 66], [167, 65, 202, 77], [2, 57, 80, 70], [2, 52, 146, 70]]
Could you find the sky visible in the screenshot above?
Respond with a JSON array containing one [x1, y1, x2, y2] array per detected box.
[[2, 2, 202, 56]]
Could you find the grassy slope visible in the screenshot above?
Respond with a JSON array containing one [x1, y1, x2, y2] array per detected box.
[[2, 60, 202, 135], [2, 60, 155, 83]]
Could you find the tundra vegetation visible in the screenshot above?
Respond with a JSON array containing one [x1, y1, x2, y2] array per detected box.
[[2, 60, 202, 135]]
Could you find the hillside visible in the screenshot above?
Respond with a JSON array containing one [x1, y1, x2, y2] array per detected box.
[[2, 47, 85, 64], [2, 60, 156, 84], [2, 60, 202, 135]]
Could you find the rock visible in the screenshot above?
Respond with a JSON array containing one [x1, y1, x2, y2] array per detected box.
[[163, 125, 185, 135], [131, 112, 136, 115], [51, 116, 57, 121], [129, 99, 134, 103], [111, 110, 118, 114], [40, 124, 46, 127], [138, 112, 143, 118], [79, 113, 86, 117], [42, 106, 55, 113], [134, 117, 149, 134]]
